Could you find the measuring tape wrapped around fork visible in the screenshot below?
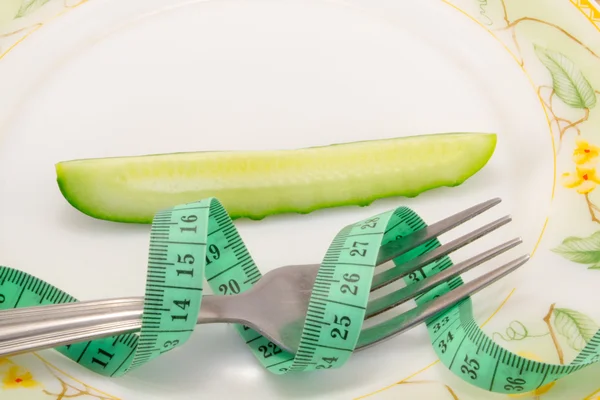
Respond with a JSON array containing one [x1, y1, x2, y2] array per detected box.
[[0, 197, 599, 394]]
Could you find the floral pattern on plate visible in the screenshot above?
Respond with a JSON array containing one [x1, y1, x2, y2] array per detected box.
[[0, 354, 119, 399]]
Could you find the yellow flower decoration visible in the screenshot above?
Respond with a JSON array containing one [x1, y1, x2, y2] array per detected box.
[[561, 164, 600, 194], [508, 352, 556, 398], [573, 138, 600, 165], [2, 365, 39, 389]]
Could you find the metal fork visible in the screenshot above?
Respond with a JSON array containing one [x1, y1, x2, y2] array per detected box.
[[0, 198, 529, 357]]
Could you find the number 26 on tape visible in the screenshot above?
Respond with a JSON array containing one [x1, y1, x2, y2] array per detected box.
[[340, 273, 360, 296]]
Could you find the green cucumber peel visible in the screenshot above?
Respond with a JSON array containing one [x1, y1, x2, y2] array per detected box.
[[55, 132, 496, 223]]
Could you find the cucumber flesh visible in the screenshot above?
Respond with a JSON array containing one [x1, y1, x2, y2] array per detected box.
[[55, 132, 497, 223]]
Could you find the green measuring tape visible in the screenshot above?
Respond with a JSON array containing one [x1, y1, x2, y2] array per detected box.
[[0, 197, 599, 394]]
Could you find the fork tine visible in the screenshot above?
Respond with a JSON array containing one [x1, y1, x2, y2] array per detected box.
[[355, 254, 530, 350], [376, 197, 502, 265], [365, 238, 522, 319], [371, 215, 512, 291]]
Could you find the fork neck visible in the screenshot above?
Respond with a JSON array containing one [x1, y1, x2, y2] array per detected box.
[[196, 294, 253, 326]]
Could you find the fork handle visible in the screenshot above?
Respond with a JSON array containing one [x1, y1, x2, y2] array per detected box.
[[0, 295, 250, 358]]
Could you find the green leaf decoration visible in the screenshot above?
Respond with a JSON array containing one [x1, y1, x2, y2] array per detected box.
[[551, 231, 600, 269], [534, 44, 597, 109], [552, 308, 599, 351], [15, 0, 49, 19]]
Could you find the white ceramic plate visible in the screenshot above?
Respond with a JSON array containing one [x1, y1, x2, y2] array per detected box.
[[0, 0, 599, 399]]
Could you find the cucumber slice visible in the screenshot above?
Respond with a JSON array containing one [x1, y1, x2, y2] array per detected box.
[[55, 132, 496, 223]]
